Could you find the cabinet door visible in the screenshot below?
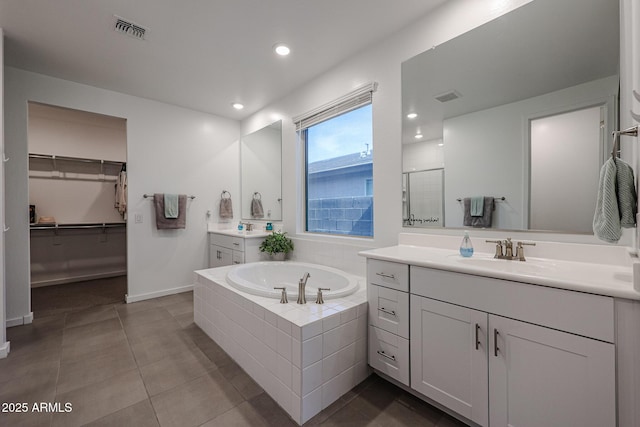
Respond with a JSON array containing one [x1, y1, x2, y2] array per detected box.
[[231, 250, 244, 265], [209, 245, 233, 268], [410, 295, 489, 427], [489, 315, 615, 427]]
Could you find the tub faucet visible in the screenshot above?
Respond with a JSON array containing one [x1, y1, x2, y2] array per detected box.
[[297, 272, 311, 304]]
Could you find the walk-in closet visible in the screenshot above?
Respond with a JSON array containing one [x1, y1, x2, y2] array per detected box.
[[27, 102, 127, 313]]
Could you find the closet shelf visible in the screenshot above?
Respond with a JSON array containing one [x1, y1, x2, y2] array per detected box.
[[29, 153, 126, 178], [30, 222, 127, 231]]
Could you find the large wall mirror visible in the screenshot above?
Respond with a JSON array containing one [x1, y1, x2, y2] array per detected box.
[[401, 0, 619, 233], [241, 120, 283, 221]]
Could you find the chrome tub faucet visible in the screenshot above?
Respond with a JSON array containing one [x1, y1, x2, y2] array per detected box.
[[297, 272, 311, 304]]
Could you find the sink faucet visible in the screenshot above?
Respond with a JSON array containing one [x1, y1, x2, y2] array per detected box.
[[297, 272, 311, 304], [486, 238, 536, 261]]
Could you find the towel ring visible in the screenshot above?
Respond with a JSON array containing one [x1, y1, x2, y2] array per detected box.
[[253, 192, 262, 200], [221, 190, 231, 199]]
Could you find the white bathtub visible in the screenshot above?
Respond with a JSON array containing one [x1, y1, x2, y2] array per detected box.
[[194, 264, 368, 425], [226, 261, 360, 300]]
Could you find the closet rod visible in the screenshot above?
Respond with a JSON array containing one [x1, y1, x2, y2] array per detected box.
[[29, 153, 125, 166], [456, 197, 506, 202], [30, 222, 127, 231]]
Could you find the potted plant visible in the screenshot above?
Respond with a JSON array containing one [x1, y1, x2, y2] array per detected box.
[[259, 231, 294, 261]]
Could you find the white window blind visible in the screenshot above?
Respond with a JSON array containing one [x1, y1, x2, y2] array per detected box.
[[293, 82, 378, 131]]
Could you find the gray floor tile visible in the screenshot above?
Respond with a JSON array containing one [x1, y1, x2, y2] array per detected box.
[[64, 304, 118, 329], [52, 369, 148, 427], [83, 399, 160, 427], [61, 329, 129, 363], [164, 299, 193, 317], [119, 307, 174, 329], [57, 341, 137, 394], [122, 317, 182, 340], [200, 401, 269, 427], [129, 330, 198, 367], [139, 346, 215, 396], [150, 370, 244, 427], [247, 393, 299, 427]]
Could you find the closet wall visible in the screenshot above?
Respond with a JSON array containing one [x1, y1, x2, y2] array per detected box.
[[28, 102, 127, 287]]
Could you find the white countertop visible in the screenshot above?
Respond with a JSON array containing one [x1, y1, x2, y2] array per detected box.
[[207, 228, 272, 239], [359, 244, 640, 301]]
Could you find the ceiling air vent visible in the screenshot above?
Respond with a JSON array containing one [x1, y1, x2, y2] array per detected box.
[[114, 16, 147, 40], [434, 90, 461, 103]]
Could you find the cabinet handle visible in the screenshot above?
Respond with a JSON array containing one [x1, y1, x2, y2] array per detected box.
[[375, 272, 396, 279], [494, 329, 500, 357], [378, 307, 396, 317], [233, 242, 240, 246], [376, 350, 396, 362], [475, 323, 480, 350]]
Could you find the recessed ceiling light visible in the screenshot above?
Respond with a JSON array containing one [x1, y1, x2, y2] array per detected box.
[[232, 103, 244, 110], [407, 113, 418, 119], [415, 134, 423, 139], [273, 43, 291, 56], [438, 143, 444, 146]]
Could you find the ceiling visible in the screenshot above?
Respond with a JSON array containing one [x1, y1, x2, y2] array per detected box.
[[0, 0, 447, 120]]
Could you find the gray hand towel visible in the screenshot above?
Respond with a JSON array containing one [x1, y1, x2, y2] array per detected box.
[[616, 158, 637, 228], [593, 158, 636, 243], [154, 193, 187, 229], [463, 197, 494, 228], [251, 198, 264, 218], [219, 198, 233, 219], [164, 194, 179, 219]]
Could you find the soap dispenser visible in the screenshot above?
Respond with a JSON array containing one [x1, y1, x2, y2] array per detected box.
[[460, 231, 474, 257]]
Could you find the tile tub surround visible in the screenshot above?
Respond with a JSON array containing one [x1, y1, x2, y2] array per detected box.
[[194, 265, 369, 425]]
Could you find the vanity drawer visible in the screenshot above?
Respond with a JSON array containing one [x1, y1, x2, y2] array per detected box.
[[367, 259, 409, 292], [410, 266, 614, 343], [210, 233, 245, 252], [369, 326, 410, 386], [368, 284, 409, 339]]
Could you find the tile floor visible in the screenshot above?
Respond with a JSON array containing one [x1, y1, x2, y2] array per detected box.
[[1, 279, 467, 427]]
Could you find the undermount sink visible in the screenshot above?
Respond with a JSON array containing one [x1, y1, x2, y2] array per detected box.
[[450, 254, 557, 275]]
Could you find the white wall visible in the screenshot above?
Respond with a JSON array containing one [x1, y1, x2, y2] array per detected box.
[[402, 139, 444, 172], [5, 67, 240, 323], [241, 0, 544, 277]]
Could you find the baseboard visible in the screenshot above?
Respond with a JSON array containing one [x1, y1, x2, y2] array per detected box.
[[126, 284, 194, 303], [6, 312, 34, 328], [0, 341, 10, 359], [31, 271, 127, 288]]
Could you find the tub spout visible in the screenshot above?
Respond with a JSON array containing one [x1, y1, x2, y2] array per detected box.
[[297, 272, 311, 304]]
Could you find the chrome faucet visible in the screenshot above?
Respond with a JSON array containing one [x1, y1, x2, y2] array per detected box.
[[297, 272, 311, 304], [486, 238, 536, 261]]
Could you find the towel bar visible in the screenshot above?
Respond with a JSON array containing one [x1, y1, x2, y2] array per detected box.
[[143, 194, 196, 200], [456, 197, 505, 202]]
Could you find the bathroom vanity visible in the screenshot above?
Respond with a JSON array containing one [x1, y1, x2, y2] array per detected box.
[[208, 229, 268, 268], [361, 234, 640, 427]]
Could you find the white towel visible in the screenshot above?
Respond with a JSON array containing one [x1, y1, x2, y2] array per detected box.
[[593, 158, 636, 243]]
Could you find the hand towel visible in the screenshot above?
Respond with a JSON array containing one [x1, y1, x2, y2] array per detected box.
[[154, 193, 187, 229], [615, 158, 637, 228], [219, 198, 233, 219], [593, 158, 637, 243], [470, 196, 484, 217], [251, 198, 264, 218], [164, 194, 179, 219], [463, 197, 495, 228]]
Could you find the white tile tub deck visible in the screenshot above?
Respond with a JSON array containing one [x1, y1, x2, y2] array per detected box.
[[194, 265, 369, 425]]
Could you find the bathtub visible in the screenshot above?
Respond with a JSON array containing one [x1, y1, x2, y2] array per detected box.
[[194, 263, 368, 425], [226, 261, 360, 300]]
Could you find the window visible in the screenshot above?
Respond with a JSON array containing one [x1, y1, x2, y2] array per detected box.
[[300, 101, 374, 237]]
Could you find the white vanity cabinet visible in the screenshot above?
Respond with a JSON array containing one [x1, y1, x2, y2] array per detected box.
[[208, 231, 264, 268], [409, 266, 616, 427], [367, 259, 410, 386]]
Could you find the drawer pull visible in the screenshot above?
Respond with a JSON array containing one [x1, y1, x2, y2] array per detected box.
[[494, 329, 500, 357], [378, 307, 397, 317], [376, 350, 396, 362], [233, 242, 240, 246], [376, 272, 396, 279], [475, 323, 480, 350]]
